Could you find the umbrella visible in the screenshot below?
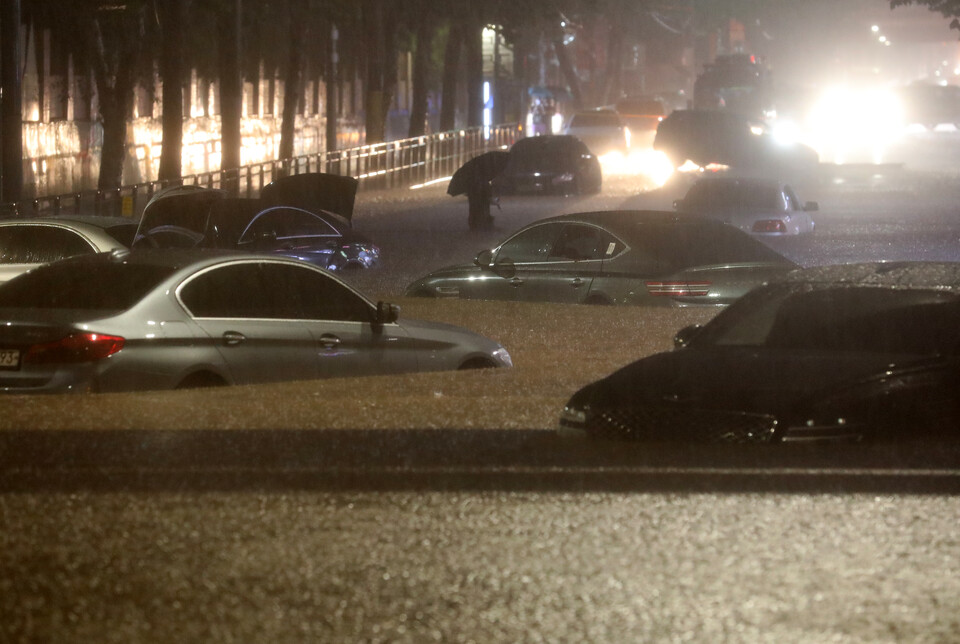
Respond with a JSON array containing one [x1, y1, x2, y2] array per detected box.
[[447, 151, 510, 197]]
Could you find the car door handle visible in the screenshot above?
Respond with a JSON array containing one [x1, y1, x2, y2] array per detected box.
[[318, 333, 341, 348], [570, 277, 585, 288], [222, 331, 246, 346], [509, 277, 524, 287]]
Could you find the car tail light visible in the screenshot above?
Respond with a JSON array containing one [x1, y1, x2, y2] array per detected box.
[[645, 281, 711, 297], [24, 333, 125, 364], [752, 219, 786, 233]]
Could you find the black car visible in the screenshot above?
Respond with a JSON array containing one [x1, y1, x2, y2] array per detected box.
[[559, 262, 960, 443], [406, 210, 796, 306], [491, 135, 602, 196], [133, 173, 379, 271], [653, 109, 819, 176]]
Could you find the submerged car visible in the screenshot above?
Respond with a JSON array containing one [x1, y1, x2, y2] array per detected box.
[[405, 210, 796, 306], [559, 262, 960, 443], [491, 135, 602, 196], [674, 176, 817, 235], [0, 250, 511, 393], [132, 173, 379, 270], [562, 109, 631, 157], [0, 216, 136, 283]]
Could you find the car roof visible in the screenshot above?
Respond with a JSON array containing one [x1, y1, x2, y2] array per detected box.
[[779, 262, 960, 291], [46, 248, 316, 273], [0, 216, 138, 229], [533, 209, 718, 230], [690, 175, 784, 189]]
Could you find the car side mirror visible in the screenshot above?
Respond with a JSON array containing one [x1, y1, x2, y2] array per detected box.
[[673, 324, 702, 349], [474, 249, 494, 267], [803, 201, 819, 212], [375, 301, 400, 325]]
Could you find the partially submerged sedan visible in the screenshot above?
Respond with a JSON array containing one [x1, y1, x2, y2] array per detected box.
[[559, 262, 960, 443], [133, 173, 379, 270], [0, 216, 136, 284], [674, 175, 817, 236], [406, 210, 796, 307], [0, 250, 511, 393]]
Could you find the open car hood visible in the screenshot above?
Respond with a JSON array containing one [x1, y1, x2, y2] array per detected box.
[[260, 173, 358, 221]]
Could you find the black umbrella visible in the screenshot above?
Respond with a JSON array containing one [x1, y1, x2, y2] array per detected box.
[[447, 151, 510, 196]]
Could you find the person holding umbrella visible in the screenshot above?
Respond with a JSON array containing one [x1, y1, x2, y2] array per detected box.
[[448, 151, 509, 230]]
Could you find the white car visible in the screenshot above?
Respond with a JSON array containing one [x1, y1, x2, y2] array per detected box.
[[562, 109, 630, 157], [0, 216, 136, 283], [674, 176, 817, 236]]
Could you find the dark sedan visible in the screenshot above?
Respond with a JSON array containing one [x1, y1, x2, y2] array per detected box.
[[491, 135, 602, 196], [559, 262, 960, 443], [133, 173, 379, 271], [405, 211, 796, 306]]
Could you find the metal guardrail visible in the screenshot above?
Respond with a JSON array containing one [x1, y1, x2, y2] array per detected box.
[[1, 124, 523, 220]]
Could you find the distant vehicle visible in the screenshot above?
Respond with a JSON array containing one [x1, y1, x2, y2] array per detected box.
[[491, 135, 602, 196], [559, 262, 960, 443], [562, 109, 631, 156], [132, 173, 379, 271], [0, 216, 136, 284], [899, 82, 960, 129], [674, 176, 817, 236], [693, 53, 774, 120], [614, 96, 669, 133], [405, 210, 796, 306], [654, 109, 819, 176], [0, 250, 512, 393]]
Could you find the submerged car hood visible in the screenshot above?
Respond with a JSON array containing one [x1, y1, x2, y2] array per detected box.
[[591, 347, 932, 414]]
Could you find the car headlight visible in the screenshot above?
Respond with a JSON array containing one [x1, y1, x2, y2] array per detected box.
[[551, 172, 575, 185], [559, 405, 586, 426], [492, 347, 513, 368]]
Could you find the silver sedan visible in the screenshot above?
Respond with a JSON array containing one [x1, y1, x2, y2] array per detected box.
[[0, 250, 511, 393]]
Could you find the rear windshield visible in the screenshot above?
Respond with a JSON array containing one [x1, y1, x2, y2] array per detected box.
[[569, 112, 621, 128], [684, 181, 783, 211], [697, 285, 960, 355], [0, 260, 175, 311], [644, 222, 791, 270]]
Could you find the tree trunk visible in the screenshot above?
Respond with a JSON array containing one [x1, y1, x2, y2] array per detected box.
[[324, 22, 339, 153], [158, 0, 185, 183], [553, 37, 583, 109], [465, 10, 483, 128], [362, 0, 385, 143], [278, 0, 306, 166], [87, 8, 144, 191], [407, 16, 434, 137], [439, 21, 459, 131], [218, 0, 243, 192], [1, 0, 23, 205], [380, 2, 399, 137], [602, 25, 623, 105]]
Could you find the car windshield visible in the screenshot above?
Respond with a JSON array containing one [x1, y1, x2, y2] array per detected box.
[[695, 285, 960, 355], [685, 182, 784, 211], [0, 260, 175, 311], [508, 138, 572, 172]]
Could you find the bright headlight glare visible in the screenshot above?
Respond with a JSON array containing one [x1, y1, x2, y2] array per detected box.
[[492, 348, 513, 367]]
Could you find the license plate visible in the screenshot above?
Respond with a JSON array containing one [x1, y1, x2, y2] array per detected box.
[[0, 348, 20, 370]]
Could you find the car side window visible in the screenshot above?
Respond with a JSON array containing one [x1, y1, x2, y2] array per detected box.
[[282, 264, 373, 322], [240, 208, 338, 244], [549, 224, 624, 261], [180, 263, 299, 319], [0, 226, 95, 264], [783, 186, 800, 211], [495, 224, 564, 264]]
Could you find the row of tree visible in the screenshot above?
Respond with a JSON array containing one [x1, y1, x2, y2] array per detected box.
[[2, 0, 940, 204]]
